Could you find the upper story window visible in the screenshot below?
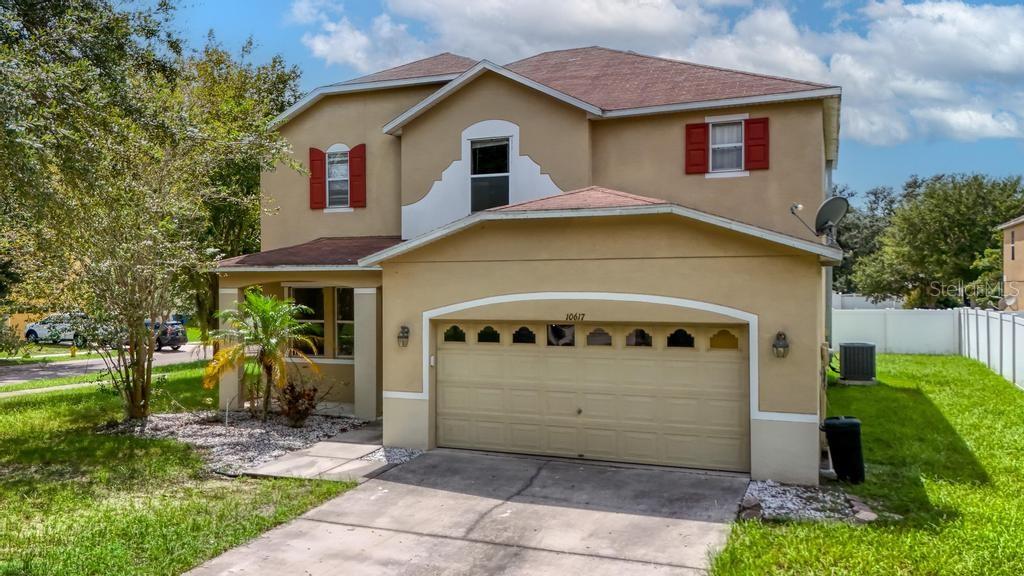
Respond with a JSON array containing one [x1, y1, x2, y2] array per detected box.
[[710, 122, 743, 172], [326, 144, 350, 208], [470, 138, 509, 212]]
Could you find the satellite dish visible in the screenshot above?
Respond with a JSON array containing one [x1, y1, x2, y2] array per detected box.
[[814, 196, 850, 237], [1000, 295, 1018, 310]]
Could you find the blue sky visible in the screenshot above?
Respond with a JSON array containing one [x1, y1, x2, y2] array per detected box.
[[173, 0, 1024, 197]]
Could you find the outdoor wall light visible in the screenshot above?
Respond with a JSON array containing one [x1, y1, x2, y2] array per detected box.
[[397, 325, 410, 348], [772, 331, 790, 358]]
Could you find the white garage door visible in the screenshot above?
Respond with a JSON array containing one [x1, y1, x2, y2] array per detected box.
[[436, 322, 750, 472]]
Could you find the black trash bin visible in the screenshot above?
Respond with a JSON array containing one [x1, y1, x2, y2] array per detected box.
[[821, 416, 864, 484]]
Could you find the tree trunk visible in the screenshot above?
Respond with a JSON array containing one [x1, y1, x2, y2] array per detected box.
[[261, 363, 273, 420]]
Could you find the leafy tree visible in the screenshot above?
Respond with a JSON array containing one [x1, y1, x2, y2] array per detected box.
[[854, 174, 1024, 307], [203, 290, 319, 419], [179, 35, 302, 342], [0, 0, 180, 212], [832, 185, 901, 293], [5, 1, 295, 419]]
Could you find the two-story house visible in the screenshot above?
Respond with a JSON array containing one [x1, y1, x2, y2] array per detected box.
[[215, 47, 842, 485]]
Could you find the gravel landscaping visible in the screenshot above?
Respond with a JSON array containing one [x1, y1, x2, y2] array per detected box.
[[361, 446, 423, 464], [741, 480, 854, 521], [105, 410, 365, 474]]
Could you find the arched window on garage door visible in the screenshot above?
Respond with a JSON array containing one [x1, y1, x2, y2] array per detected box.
[[626, 328, 653, 347], [443, 325, 466, 342], [586, 328, 612, 346], [512, 326, 536, 344], [709, 329, 739, 349], [477, 325, 501, 343], [666, 328, 695, 348]]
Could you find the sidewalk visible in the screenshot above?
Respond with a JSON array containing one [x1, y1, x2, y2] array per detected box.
[[246, 422, 391, 482]]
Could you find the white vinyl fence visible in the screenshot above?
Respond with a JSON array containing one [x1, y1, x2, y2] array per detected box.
[[959, 308, 1024, 387], [832, 309, 959, 354]]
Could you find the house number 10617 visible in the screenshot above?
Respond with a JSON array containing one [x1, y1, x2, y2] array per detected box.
[[565, 313, 586, 321]]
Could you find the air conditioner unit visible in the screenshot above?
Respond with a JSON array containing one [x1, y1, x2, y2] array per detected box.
[[839, 343, 876, 385]]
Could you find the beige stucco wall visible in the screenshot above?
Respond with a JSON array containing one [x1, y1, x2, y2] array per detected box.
[[261, 85, 440, 251], [1004, 224, 1024, 310], [381, 214, 824, 415], [591, 99, 827, 241], [399, 72, 592, 205]]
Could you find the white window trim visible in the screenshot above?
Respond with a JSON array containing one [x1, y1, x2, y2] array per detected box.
[[324, 207, 354, 214], [708, 120, 744, 174], [326, 143, 350, 209], [706, 170, 750, 179], [335, 287, 355, 360], [469, 137, 511, 180]]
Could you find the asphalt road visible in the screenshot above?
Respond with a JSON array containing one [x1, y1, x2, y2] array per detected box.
[[0, 344, 210, 386]]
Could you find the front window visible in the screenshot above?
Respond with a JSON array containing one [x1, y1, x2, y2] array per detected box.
[[470, 138, 509, 211], [326, 147, 350, 208], [292, 288, 325, 356], [336, 288, 354, 357], [710, 122, 743, 172]]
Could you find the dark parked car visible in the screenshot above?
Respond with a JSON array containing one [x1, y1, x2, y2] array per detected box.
[[145, 320, 188, 351]]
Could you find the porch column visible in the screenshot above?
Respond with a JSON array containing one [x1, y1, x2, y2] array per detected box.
[[218, 287, 245, 410], [354, 287, 379, 420]]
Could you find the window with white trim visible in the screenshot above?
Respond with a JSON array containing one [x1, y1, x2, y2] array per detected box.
[[291, 287, 325, 356], [335, 288, 354, 357], [326, 144, 350, 208], [710, 122, 743, 172], [470, 137, 510, 211]]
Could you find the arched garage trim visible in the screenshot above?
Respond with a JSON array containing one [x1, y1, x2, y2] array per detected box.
[[383, 291, 816, 424]]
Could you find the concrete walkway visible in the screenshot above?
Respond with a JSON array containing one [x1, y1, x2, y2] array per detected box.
[[0, 344, 208, 387], [189, 450, 749, 575], [246, 422, 390, 482]]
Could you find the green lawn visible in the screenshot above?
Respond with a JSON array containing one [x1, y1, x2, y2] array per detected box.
[[0, 343, 104, 366], [0, 363, 352, 575], [713, 354, 1024, 575]]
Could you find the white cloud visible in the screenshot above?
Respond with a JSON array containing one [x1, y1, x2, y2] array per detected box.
[[290, 0, 1024, 144], [301, 13, 428, 73]]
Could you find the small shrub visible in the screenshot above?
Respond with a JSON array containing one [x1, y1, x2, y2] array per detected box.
[[277, 381, 319, 427]]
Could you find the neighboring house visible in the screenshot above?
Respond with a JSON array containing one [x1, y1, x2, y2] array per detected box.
[[999, 216, 1024, 310], [215, 47, 842, 485]]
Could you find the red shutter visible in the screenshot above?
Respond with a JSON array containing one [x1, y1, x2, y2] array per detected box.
[[684, 123, 709, 174], [744, 118, 769, 170], [309, 147, 326, 209], [349, 143, 366, 208]]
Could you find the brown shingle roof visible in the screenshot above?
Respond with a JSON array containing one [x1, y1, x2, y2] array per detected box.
[[338, 53, 477, 85], [217, 236, 403, 268], [505, 46, 834, 111], [491, 186, 668, 212]]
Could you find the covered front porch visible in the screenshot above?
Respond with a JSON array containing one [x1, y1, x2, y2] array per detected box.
[[214, 236, 401, 421]]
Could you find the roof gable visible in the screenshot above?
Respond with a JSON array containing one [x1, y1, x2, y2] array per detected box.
[[383, 61, 603, 135]]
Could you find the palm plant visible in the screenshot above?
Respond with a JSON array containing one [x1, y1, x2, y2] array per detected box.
[[202, 289, 320, 420]]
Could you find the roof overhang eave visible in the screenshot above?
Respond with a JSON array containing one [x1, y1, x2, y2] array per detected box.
[[213, 264, 383, 273]]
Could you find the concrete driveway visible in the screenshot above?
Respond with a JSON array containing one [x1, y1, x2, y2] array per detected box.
[[188, 450, 748, 575]]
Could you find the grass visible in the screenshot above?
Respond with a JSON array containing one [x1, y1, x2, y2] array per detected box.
[[712, 354, 1024, 575], [0, 361, 212, 393], [0, 364, 352, 575], [0, 344, 104, 366]]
